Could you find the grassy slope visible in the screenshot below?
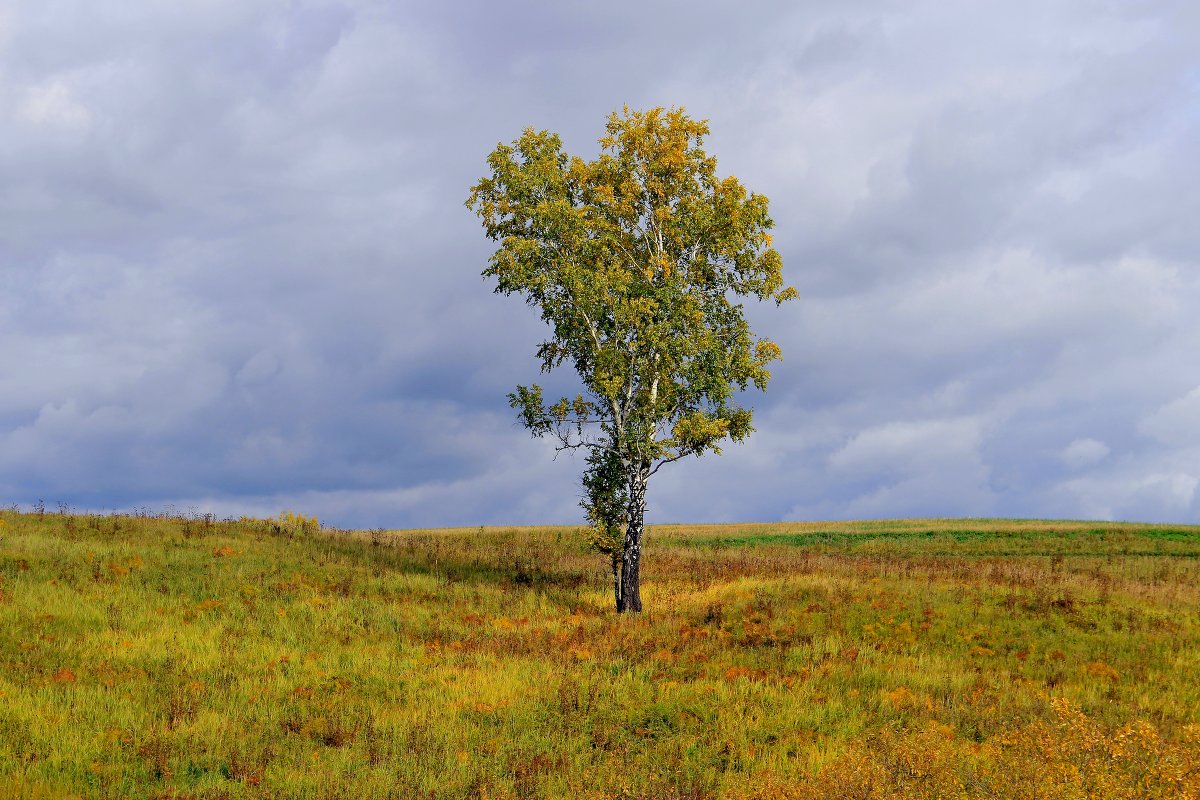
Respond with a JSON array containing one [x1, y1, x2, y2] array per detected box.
[[1, 512, 1199, 799]]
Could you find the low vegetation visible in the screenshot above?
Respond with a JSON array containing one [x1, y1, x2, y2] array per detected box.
[[1, 511, 1198, 798]]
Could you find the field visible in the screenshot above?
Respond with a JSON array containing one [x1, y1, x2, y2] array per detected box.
[[1, 511, 1199, 799]]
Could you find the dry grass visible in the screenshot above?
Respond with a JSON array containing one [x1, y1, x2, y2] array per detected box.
[[0, 511, 1198, 798]]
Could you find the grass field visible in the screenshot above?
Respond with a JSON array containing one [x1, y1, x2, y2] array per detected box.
[[1, 511, 1199, 799]]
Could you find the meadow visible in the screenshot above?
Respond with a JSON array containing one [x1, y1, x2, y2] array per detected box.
[[1, 510, 1199, 799]]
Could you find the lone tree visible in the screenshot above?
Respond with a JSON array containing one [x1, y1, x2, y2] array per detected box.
[[468, 107, 795, 612]]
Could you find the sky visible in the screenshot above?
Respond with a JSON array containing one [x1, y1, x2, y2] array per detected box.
[[1, 0, 1198, 529]]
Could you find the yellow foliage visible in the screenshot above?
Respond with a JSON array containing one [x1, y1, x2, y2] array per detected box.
[[277, 510, 319, 533], [885, 686, 917, 708], [741, 697, 1200, 800], [1085, 660, 1121, 682]]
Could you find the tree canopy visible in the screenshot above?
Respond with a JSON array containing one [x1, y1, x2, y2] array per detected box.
[[468, 106, 795, 611]]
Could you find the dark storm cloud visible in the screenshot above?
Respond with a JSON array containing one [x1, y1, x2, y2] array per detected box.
[[1, 0, 1197, 527]]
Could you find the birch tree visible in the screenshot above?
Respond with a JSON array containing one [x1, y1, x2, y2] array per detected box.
[[468, 107, 795, 612]]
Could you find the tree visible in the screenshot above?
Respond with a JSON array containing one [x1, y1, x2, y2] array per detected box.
[[467, 106, 795, 612]]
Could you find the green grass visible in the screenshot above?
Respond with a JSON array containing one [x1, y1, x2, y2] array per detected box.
[[1, 512, 1198, 799], [666, 519, 1200, 556]]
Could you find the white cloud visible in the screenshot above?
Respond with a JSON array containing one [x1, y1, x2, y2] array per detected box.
[[1140, 386, 1200, 446], [1053, 469, 1199, 523], [813, 417, 996, 518], [1060, 438, 1109, 469], [16, 79, 90, 129], [829, 417, 984, 473]]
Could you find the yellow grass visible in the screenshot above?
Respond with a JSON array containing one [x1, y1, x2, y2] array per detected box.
[[0, 511, 1198, 798]]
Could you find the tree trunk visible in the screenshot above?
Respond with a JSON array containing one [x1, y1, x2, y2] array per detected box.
[[619, 464, 650, 613], [611, 555, 624, 613]]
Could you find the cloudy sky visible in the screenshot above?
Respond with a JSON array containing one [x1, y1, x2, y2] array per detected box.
[[2, 1, 1198, 528]]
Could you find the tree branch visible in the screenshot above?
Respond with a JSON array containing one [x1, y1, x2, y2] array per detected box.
[[649, 450, 691, 476]]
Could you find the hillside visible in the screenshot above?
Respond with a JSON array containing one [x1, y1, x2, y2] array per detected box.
[[1, 512, 1199, 799]]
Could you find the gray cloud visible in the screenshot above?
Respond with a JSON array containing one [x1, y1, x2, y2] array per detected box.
[[1, 0, 1197, 527]]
